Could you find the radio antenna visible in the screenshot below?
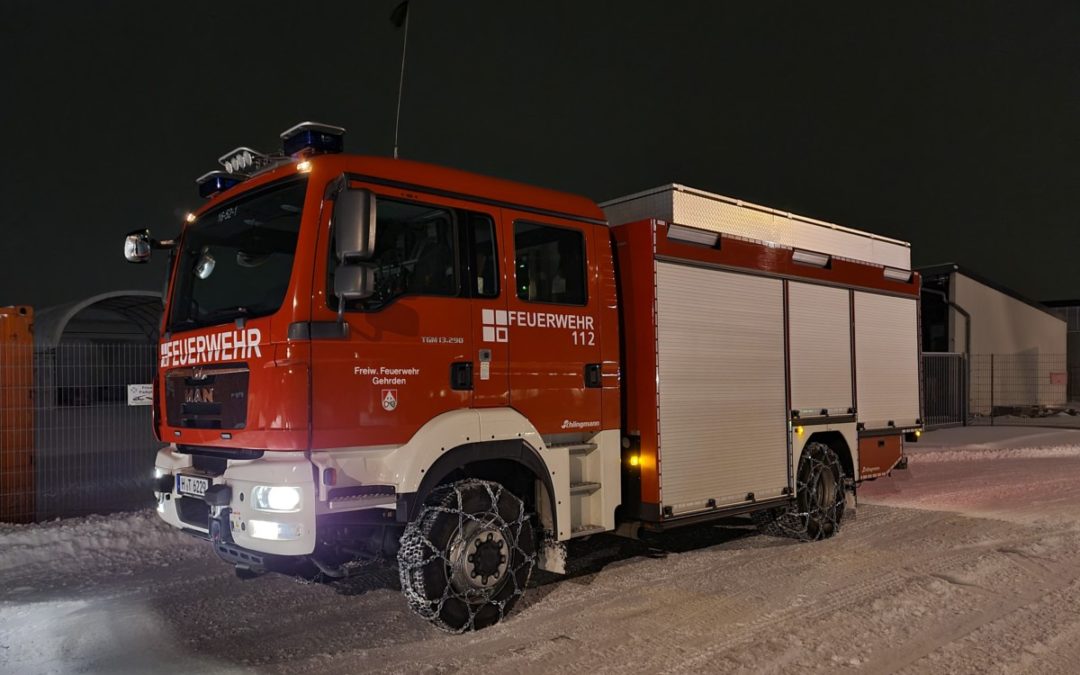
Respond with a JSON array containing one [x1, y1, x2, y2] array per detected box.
[[390, 1, 410, 159]]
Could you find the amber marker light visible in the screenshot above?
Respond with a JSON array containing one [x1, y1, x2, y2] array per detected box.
[[628, 455, 640, 467], [185, 212, 196, 223], [296, 160, 313, 173], [795, 426, 804, 435]]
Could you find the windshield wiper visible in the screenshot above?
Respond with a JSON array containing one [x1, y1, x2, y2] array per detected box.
[[169, 318, 199, 332], [198, 306, 250, 325]]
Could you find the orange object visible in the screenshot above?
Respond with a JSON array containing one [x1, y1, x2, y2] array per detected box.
[[858, 434, 904, 479], [0, 306, 34, 522]]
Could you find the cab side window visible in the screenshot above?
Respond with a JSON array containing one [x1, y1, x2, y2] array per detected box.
[[331, 198, 457, 310], [513, 221, 587, 305]]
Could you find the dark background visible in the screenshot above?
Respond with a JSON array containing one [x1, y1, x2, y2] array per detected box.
[[2, 1, 1078, 309]]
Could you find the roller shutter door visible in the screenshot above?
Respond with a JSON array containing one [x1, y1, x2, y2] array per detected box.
[[854, 292, 920, 429], [655, 262, 789, 515], [788, 282, 853, 415]]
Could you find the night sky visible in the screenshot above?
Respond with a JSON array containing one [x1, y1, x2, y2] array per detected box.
[[3, 1, 1078, 309]]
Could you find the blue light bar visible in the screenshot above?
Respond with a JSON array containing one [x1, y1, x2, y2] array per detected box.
[[280, 121, 345, 157], [195, 171, 245, 199]]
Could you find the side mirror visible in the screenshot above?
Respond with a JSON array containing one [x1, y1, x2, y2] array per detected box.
[[334, 264, 376, 302], [124, 230, 152, 263], [333, 183, 376, 262], [124, 229, 176, 263]]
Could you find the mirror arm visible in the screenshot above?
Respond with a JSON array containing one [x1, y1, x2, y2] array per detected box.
[[324, 174, 347, 200]]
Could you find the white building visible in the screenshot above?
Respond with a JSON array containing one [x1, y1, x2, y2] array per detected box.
[[920, 263, 1066, 412]]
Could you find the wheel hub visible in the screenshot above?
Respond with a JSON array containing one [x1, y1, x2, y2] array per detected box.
[[449, 526, 509, 593]]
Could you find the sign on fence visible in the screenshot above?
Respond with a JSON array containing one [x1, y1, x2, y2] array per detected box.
[[127, 383, 153, 406]]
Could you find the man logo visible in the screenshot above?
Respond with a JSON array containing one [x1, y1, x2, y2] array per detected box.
[[185, 387, 215, 404], [481, 309, 509, 343], [382, 389, 398, 411]]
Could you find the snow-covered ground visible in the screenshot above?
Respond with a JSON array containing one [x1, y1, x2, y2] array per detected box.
[[4, 426, 1080, 674]]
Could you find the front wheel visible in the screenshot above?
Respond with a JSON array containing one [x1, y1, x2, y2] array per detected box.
[[397, 478, 536, 632], [753, 441, 846, 540]]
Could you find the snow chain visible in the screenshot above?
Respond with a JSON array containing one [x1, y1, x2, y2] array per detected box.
[[768, 442, 846, 541], [397, 479, 537, 633]]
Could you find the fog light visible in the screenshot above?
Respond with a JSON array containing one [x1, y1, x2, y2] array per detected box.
[[252, 485, 302, 512], [248, 520, 302, 541]]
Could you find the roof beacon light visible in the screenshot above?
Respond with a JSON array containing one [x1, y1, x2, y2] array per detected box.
[[218, 146, 272, 176], [195, 171, 245, 200], [280, 121, 345, 157]]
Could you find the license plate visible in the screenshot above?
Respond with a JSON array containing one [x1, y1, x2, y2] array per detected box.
[[177, 474, 209, 498]]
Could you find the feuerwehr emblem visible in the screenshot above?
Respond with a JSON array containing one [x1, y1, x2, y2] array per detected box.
[[382, 389, 398, 411]]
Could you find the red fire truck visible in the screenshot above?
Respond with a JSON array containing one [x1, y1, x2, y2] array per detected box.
[[126, 122, 921, 632]]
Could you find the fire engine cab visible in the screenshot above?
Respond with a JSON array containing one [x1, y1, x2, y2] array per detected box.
[[126, 122, 921, 632]]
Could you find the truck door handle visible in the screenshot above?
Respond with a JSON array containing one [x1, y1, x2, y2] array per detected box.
[[450, 362, 473, 391], [584, 363, 602, 388]]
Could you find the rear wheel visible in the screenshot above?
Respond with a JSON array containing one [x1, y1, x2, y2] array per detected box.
[[753, 441, 846, 540], [397, 478, 536, 632]]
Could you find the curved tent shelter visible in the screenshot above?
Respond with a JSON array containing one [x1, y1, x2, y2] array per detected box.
[[34, 290, 163, 349]]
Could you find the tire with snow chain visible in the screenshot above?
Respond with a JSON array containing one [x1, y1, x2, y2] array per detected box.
[[397, 478, 536, 632], [753, 441, 846, 541]]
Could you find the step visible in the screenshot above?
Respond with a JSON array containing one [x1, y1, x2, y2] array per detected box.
[[570, 481, 602, 495], [570, 524, 606, 538], [327, 493, 396, 510], [548, 442, 598, 456]]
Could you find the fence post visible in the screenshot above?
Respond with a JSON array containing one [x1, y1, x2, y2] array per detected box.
[[962, 353, 969, 426]]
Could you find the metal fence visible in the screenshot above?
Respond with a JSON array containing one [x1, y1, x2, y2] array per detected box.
[[0, 340, 163, 523], [922, 352, 1080, 429], [922, 353, 967, 428]]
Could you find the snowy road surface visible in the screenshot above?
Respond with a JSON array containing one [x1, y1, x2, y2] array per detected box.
[[4, 427, 1080, 674]]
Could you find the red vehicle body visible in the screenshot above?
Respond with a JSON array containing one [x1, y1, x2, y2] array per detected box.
[[134, 123, 920, 632]]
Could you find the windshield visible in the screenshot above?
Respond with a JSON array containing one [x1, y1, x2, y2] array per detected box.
[[169, 178, 307, 331]]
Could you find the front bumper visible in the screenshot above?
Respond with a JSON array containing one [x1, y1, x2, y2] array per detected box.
[[154, 445, 317, 557]]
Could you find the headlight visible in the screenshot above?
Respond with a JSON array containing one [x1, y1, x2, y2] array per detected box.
[[251, 485, 302, 512]]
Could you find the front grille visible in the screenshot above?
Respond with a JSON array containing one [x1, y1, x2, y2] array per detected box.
[[165, 365, 249, 429], [176, 497, 210, 529], [176, 445, 263, 477], [177, 445, 264, 461], [193, 454, 228, 475]]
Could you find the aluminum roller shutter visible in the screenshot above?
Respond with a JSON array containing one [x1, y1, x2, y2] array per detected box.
[[854, 292, 920, 429], [655, 262, 789, 515], [788, 282, 853, 415]]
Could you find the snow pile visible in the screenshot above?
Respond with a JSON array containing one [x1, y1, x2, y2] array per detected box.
[[909, 444, 1080, 463], [0, 509, 194, 572]]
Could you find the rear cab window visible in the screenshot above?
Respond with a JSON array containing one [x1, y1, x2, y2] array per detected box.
[[513, 221, 587, 306]]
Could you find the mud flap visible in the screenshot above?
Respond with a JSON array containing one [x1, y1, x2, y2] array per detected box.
[[845, 488, 857, 521], [537, 537, 567, 574]]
